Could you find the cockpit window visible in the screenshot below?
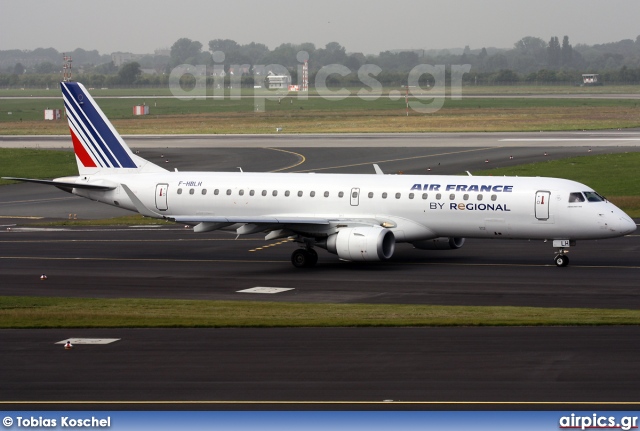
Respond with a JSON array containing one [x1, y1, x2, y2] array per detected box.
[[568, 192, 585, 203], [584, 191, 605, 202]]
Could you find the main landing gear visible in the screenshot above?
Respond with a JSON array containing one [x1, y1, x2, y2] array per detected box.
[[291, 248, 318, 268]]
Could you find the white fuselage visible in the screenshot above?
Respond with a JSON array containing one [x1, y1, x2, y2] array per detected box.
[[72, 172, 636, 242]]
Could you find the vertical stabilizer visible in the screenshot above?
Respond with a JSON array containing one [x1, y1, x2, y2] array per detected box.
[[60, 81, 166, 175]]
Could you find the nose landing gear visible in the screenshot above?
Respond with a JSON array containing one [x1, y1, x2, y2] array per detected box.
[[554, 250, 569, 267], [552, 239, 574, 267]]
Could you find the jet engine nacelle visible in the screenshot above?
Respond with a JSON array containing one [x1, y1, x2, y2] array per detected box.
[[411, 237, 465, 250], [324, 227, 395, 261]]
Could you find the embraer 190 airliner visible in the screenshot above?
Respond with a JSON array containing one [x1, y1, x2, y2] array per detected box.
[[4, 82, 636, 267]]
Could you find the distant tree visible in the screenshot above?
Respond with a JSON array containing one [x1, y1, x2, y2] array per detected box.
[[561, 36, 573, 67], [547, 36, 561, 68], [95, 61, 118, 74], [118, 61, 141, 84], [34, 62, 58, 74], [208, 39, 240, 54], [491, 69, 519, 83], [238, 42, 270, 64], [13, 62, 25, 75], [514, 36, 546, 54], [169, 38, 203, 66], [314, 42, 347, 66]]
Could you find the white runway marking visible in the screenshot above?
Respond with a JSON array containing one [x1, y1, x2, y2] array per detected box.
[[238, 287, 295, 294], [501, 138, 640, 142], [55, 338, 120, 345]]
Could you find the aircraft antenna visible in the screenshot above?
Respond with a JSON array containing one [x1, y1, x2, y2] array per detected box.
[[301, 60, 309, 92]]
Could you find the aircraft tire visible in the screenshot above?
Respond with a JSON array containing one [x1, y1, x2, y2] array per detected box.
[[554, 254, 569, 267], [291, 249, 316, 268]]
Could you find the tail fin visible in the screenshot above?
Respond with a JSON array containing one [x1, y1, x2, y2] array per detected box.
[[61, 81, 166, 176]]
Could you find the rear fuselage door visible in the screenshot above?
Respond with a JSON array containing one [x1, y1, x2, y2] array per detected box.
[[156, 183, 168, 211], [535, 191, 550, 220]]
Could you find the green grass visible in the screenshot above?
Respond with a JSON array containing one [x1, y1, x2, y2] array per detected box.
[[35, 214, 168, 226], [0, 148, 76, 185], [476, 152, 640, 217], [1, 96, 639, 123], [1, 296, 640, 328], [476, 152, 640, 196], [2, 84, 640, 97]]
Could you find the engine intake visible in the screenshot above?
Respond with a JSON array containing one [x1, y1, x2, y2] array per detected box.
[[323, 227, 395, 261], [411, 237, 465, 250]]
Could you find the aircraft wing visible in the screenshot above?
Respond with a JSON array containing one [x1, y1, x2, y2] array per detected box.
[[172, 215, 384, 236], [172, 215, 331, 225]]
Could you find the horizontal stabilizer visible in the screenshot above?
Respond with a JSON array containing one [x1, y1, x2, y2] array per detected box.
[[2, 177, 116, 191]]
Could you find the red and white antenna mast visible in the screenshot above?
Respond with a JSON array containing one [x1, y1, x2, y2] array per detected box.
[[301, 60, 308, 92], [62, 54, 72, 82]]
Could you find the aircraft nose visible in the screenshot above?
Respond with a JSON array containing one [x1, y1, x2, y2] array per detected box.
[[614, 211, 637, 235]]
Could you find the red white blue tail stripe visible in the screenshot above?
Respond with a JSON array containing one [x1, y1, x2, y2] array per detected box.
[[61, 81, 137, 170]]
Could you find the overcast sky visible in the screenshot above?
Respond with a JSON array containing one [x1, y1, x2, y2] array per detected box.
[[1, 0, 639, 55]]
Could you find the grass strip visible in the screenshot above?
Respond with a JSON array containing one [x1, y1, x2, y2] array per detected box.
[[1, 97, 639, 133], [476, 152, 640, 217], [1, 296, 640, 328]]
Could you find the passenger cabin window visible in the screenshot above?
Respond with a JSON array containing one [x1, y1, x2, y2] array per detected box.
[[368, 192, 374, 198], [584, 191, 605, 202], [298, 191, 303, 197], [310, 191, 316, 197], [262, 190, 267, 196], [422, 193, 428, 200], [177, 188, 183, 195], [395, 193, 401, 199], [239, 189, 244, 196], [226, 189, 232, 195], [569, 192, 585, 203], [491, 194, 497, 201], [250, 190, 255, 196], [409, 193, 414, 199], [189, 189, 194, 195], [324, 191, 330, 198], [436, 193, 441, 200], [214, 189, 219, 195], [382, 192, 388, 199], [285, 190, 290, 197], [272, 190, 278, 196], [449, 194, 455, 200], [477, 194, 483, 201], [338, 191, 344, 198], [202, 189, 207, 195]]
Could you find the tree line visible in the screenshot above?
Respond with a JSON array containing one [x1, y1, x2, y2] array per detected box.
[[2, 35, 640, 88]]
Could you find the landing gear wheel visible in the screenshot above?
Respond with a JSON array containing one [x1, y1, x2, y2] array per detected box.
[[554, 254, 569, 267], [291, 249, 317, 268], [307, 249, 318, 266]]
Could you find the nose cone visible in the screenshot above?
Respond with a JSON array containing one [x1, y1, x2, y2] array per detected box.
[[612, 208, 637, 235]]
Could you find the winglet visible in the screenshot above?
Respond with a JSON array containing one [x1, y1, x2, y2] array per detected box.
[[121, 184, 164, 219], [373, 164, 384, 175]]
